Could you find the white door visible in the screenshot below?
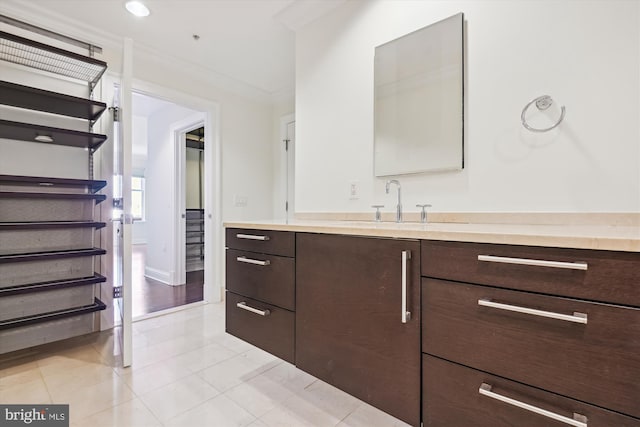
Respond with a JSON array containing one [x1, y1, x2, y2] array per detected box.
[[109, 39, 134, 367]]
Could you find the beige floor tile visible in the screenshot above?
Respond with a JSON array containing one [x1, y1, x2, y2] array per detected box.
[[259, 394, 342, 427], [164, 394, 256, 427], [72, 398, 162, 427], [52, 376, 135, 421], [0, 361, 42, 388], [129, 342, 172, 369], [118, 358, 192, 395], [198, 351, 281, 393], [139, 374, 219, 421], [241, 347, 280, 367], [131, 332, 152, 349], [41, 362, 119, 397], [37, 354, 101, 378], [168, 342, 236, 373], [133, 333, 211, 365], [258, 361, 317, 392], [248, 419, 270, 427], [297, 380, 362, 419], [210, 332, 256, 354], [224, 372, 297, 418], [337, 403, 412, 427], [137, 323, 188, 345], [133, 312, 181, 333], [260, 379, 363, 427], [0, 377, 51, 404]]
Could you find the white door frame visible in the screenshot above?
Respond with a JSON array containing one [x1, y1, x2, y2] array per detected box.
[[279, 114, 295, 221], [132, 79, 222, 303]]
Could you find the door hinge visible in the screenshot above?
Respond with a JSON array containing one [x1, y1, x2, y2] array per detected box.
[[284, 139, 289, 151], [285, 201, 289, 212], [110, 106, 120, 122], [113, 197, 123, 209], [113, 286, 123, 298]]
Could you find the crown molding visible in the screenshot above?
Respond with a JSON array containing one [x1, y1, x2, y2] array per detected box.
[[0, 0, 285, 105]]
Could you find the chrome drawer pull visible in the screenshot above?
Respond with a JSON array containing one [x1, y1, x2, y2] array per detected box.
[[479, 383, 587, 427], [236, 302, 270, 316], [236, 256, 270, 266], [401, 250, 411, 323], [236, 233, 270, 241], [478, 299, 588, 324], [478, 255, 588, 271]]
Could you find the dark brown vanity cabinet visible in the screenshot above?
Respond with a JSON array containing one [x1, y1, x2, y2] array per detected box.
[[225, 228, 295, 363], [296, 233, 421, 427], [421, 240, 640, 426]]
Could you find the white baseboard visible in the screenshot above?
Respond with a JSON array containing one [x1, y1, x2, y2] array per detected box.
[[144, 266, 173, 285]]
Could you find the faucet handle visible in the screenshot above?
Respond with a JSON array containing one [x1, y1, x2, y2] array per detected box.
[[371, 205, 384, 222], [416, 204, 432, 223]]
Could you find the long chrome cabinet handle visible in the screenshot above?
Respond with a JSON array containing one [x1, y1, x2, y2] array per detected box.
[[401, 250, 411, 323], [236, 302, 270, 316], [479, 383, 588, 427], [236, 233, 270, 241], [236, 256, 270, 266], [478, 255, 588, 271], [478, 299, 588, 324]]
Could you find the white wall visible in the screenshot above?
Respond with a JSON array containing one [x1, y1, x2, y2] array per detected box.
[[132, 115, 148, 174], [295, 0, 640, 213]]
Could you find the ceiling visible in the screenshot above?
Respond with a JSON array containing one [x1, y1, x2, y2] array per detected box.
[[1, 0, 346, 100]]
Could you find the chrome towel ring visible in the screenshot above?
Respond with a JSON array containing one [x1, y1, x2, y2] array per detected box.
[[521, 95, 565, 132]]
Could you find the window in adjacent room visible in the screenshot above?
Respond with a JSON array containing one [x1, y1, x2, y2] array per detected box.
[[132, 176, 145, 221]]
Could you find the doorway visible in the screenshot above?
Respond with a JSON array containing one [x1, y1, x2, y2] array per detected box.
[[129, 92, 206, 318], [184, 126, 205, 291]]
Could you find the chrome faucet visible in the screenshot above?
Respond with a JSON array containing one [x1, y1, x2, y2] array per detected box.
[[385, 179, 402, 223]]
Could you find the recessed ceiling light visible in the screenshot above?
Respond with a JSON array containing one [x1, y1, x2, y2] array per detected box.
[[125, 1, 150, 17]]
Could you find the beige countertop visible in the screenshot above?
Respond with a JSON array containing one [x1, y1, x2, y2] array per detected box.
[[224, 214, 640, 252]]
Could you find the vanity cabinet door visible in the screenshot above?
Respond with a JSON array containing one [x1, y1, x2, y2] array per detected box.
[[423, 354, 640, 427], [422, 278, 640, 419], [296, 233, 421, 427]]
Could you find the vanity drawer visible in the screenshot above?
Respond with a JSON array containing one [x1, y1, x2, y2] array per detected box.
[[423, 354, 640, 427], [226, 228, 294, 258], [422, 278, 640, 419], [421, 240, 640, 306], [226, 249, 295, 310], [226, 291, 294, 363]]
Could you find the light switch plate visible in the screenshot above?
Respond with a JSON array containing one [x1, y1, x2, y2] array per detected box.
[[234, 195, 248, 207]]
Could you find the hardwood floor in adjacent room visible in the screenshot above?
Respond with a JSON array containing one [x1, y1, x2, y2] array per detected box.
[[132, 244, 203, 318]]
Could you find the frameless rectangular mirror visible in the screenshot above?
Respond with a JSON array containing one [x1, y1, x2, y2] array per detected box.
[[374, 13, 464, 176]]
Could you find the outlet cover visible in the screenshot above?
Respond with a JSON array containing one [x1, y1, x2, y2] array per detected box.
[[349, 181, 360, 200]]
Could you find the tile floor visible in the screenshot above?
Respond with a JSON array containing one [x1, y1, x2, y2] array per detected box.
[[0, 302, 410, 427]]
